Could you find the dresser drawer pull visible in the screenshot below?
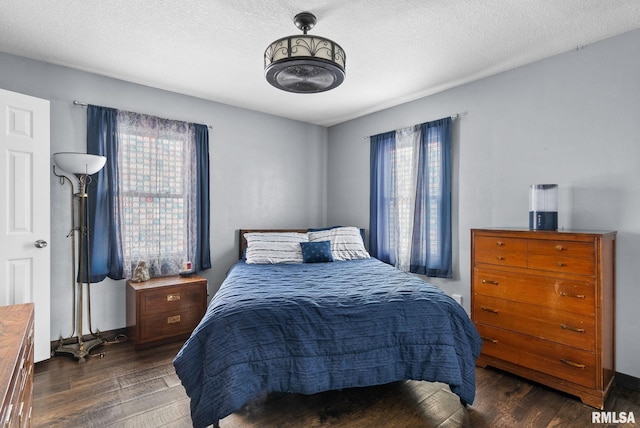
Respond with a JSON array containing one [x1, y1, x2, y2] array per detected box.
[[496, 256, 505, 261], [555, 245, 565, 251], [17, 402, 24, 424], [167, 294, 181, 302], [481, 279, 500, 285], [480, 336, 498, 344], [496, 241, 505, 247], [560, 359, 586, 369], [4, 404, 13, 426], [559, 291, 586, 299], [557, 262, 566, 267], [480, 306, 499, 314], [167, 315, 181, 324], [561, 324, 586, 333]]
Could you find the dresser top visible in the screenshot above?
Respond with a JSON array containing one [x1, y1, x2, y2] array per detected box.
[[0, 303, 34, 405], [472, 228, 616, 238]]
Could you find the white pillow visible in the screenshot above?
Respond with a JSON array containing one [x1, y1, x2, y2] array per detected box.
[[244, 232, 308, 264], [308, 227, 370, 261]]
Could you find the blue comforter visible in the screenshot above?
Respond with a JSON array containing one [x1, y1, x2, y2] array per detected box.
[[174, 258, 481, 427]]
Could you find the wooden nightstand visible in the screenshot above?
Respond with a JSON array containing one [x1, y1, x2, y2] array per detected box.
[[126, 275, 207, 349]]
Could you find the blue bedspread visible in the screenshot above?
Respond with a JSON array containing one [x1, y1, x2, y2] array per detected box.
[[174, 258, 481, 427]]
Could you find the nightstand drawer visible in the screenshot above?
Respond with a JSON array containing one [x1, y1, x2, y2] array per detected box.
[[142, 284, 205, 313], [473, 294, 595, 351], [476, 324, 596, 389], [139, 309, 204, 343]]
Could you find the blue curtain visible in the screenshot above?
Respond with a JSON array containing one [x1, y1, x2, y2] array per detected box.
[[369, 131, 395, 264], [86, 105, 124, 281], [194, 124, 211, 271], [86, 106, 212, 281], [410, 118, 452, 277], [369, 117, 452, 278]]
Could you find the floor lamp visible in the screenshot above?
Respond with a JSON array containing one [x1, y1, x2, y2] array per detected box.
[[53, 152, 106, 363]]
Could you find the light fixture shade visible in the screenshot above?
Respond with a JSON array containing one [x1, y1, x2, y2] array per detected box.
[[265, 12, 346, 93], [53, 152, 106, 175]]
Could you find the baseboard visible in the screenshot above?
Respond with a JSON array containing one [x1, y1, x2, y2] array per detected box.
[[617, 372, 640, 392]]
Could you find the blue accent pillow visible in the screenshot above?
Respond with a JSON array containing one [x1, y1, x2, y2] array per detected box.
[[300, 241, 334, 263]]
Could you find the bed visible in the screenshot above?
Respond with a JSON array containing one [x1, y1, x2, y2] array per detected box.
[[174, 228, 482, 428]]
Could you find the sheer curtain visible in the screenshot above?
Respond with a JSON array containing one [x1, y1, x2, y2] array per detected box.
[[117, 111, 198, 278], [87, 105, 211, 281], [370, 117, 452, 277]]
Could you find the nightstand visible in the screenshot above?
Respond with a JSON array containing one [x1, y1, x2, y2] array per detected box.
[[126, 274, 207, 349]]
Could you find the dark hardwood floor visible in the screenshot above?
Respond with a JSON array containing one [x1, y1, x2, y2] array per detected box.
[[33, 338, 640, 427]]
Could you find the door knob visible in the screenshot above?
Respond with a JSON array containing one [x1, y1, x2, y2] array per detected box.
[[34, 239, 48, 248]]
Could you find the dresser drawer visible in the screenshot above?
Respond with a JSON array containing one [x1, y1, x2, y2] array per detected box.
[[474, 268, 595, 315], [141, 284, 205, 313], [473, 295, 595, 351], [476, 324, 596, 389], [473, 236, 527, 268], [528, 240, 595, 276]]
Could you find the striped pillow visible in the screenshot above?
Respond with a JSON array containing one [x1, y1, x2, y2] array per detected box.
[[244, 232, 308, 264], [308, 226, 370, 261]]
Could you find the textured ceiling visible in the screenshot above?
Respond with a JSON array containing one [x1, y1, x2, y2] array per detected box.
[[1, 1, 639, 126]]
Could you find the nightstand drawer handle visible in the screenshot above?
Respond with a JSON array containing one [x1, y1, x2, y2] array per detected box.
[[496, 256, 505, 261], [561, 324, 585, 333], [559, 291, 586, 299], [167, 294, 181, 302], [557, 262, 566, 267], [496, 241, 505, 247], [480, 336, 498, 344], [555, 245, 565, 251], [167, 315, 181, 324], [481, 279, 499, 285], [480, 306, 499, 314], [560, 359, 586, 369]]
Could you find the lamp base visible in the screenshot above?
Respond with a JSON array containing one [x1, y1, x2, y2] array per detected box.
[[529, 211, 558, 230], [54, 335, 104, 363]]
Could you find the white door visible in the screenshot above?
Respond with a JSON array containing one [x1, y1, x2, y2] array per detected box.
[[0, 88, 51, 362]]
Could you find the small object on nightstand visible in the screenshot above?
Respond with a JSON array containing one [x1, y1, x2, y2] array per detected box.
[[179, 261, 194, 277], [131, 260, 150, 282]]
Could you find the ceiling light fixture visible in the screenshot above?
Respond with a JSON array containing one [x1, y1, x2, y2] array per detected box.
[[264, 12, 346, 93]]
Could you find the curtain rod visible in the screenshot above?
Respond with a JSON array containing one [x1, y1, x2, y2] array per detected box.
[[363, 113, 458, 140], [73, 100, 213, 129]]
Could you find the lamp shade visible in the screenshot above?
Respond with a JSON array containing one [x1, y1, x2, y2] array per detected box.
[[53, 152, 106, 175]]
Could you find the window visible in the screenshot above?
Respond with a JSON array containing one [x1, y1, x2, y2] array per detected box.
[[86, 105, 211, 282], [118, 113, 196, 277], [370, 117, 452, 277]]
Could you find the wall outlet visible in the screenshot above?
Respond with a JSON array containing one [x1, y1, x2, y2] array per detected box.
[[452, 294, 463, 305]]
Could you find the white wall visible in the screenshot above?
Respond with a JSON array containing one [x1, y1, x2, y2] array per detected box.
[[326, 29, 640, 378], [0, 52, 328, 343]]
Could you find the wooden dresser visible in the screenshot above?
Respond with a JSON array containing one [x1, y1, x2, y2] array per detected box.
[[0, 303, 34, 428], [126, 275, 207, 350], [471, 228, 616, 409]]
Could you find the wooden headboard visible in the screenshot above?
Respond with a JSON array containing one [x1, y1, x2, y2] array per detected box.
[[238, 229, 308, 259]]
